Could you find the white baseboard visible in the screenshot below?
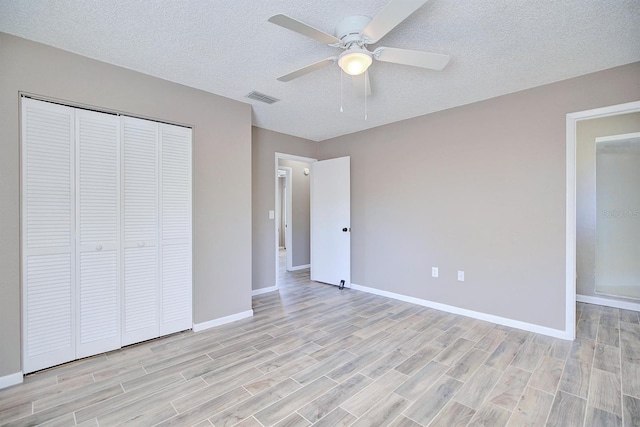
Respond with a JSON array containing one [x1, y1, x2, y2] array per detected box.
[[0, 371, 23, 390], [577, 294, 640, 312], [192, 310, 254, 332], [289, 264, 310, 271], [351, 283, 572, 340], [252, 285, 278, 296]]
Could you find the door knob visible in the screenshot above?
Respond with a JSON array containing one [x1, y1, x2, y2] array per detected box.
[[342, 228, 349, 232]]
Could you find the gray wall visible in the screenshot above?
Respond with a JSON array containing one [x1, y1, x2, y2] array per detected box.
[[318, 62, 640, 330], [576, 113, 640, 301], [278, 159, 311, 267], [0, 33, 253, 378], [252, 127, 317, 290]]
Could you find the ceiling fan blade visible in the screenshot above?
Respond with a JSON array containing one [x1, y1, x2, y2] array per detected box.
[[374, 47, 450, 70], [277, 57, 336, 82], [362, 0, 430, 44], [268, 14, 341, 45], [352, 71, 372, 97]]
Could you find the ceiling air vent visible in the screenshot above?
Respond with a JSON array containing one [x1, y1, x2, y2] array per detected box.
[[246, 91, 280, 105]]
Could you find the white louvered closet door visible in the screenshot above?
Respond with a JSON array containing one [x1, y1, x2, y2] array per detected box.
[[22, 101, 193, 372], [121, 116, 160, 346], [22, 98, 76, 374], [159, 124, 193, 335], [75, 110, 121, 358]]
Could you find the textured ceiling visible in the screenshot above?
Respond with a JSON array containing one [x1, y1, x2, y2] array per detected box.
[[1, 0, 639, 141]]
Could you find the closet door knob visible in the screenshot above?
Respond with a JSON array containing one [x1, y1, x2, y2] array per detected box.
[[96, 244, 103, 251], [138, 241, 145, 247]]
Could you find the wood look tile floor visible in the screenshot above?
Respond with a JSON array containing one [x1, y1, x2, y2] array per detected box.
[[2, 254, 640, 426]]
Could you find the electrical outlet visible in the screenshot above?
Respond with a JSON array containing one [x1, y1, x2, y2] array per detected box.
[[457, 271, 465, 281], [432, 267, 438, 278]]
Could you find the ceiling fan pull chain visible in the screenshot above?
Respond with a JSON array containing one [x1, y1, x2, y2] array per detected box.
[[340, 68, 344, 113], [364, 71, 368, 120]]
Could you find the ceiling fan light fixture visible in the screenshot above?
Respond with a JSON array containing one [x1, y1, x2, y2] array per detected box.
[[338, 48, 372, 76]]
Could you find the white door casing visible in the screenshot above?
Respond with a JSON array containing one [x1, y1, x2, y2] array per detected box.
[[311, 156, 351, 287]]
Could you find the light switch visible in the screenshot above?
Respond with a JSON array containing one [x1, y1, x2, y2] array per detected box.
[[458, 271, 465, 281], [268, 210, 275, 219], [432, 267, 438, 278]]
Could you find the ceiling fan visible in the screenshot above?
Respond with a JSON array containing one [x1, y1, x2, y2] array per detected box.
[[268, 0, 450, 96]]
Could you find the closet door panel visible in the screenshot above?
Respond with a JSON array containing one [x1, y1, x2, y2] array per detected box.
[[160, 125, 192, 241], [76, 110, 121, 357], [161, 244, 192, 333], [78, 251, 118, 355], [24, 254, 74, 373], [159, 124, 193, 334], [121, 116, 159, 345], [123, 246, 158, 342], [22, 98, 76, 374]]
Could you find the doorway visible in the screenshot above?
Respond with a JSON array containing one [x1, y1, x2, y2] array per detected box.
[[567, 100, 640, 337], [274, 153, 316, 287], [594, 132, 640, 300], [276, 167, 292, 272]]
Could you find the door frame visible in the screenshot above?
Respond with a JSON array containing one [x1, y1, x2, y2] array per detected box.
[[274, 153, 317, 286], [566, 100, 640, 340]]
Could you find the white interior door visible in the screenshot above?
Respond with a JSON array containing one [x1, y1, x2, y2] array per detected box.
[[159, 123, 193, 335], [22, 98, 76, 374], [121, 116, 159, 346], [22, 99, 193, 372], [311, 156, 351, 287], [75, 109, 121, 358]]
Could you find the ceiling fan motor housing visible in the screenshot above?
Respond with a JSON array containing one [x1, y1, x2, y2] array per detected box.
[[335, 15, 372, 45]]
